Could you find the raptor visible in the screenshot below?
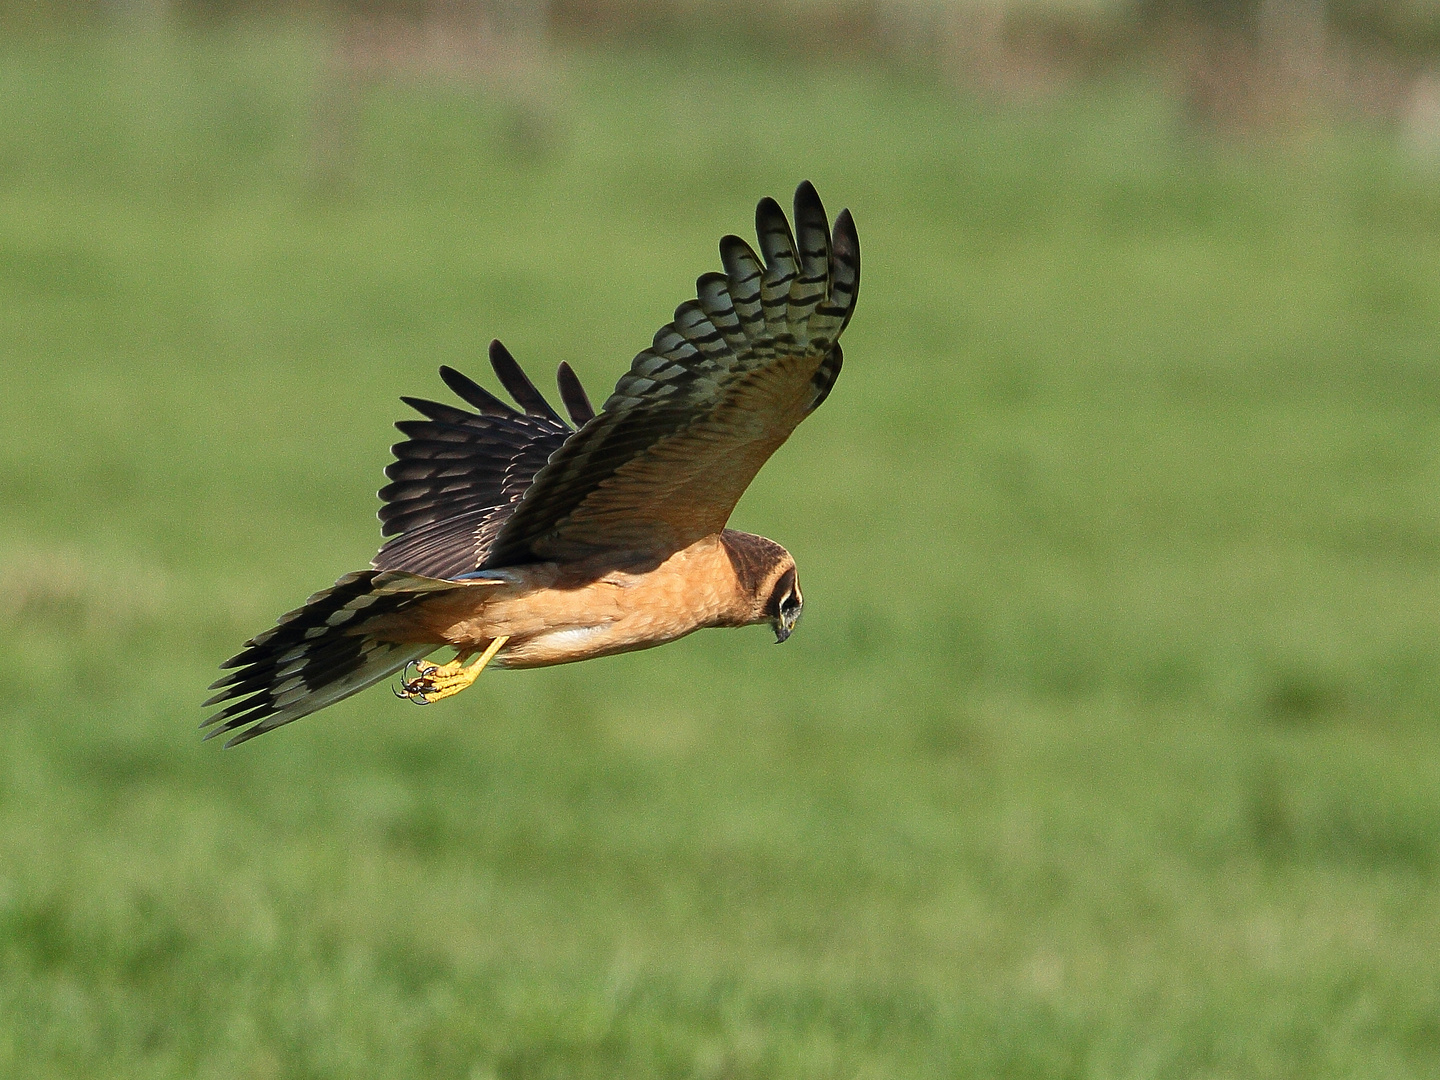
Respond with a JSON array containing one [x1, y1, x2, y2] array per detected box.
[[205, 183, 859, 746]]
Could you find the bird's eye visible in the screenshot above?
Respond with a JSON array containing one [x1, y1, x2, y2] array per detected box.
[[781, 592, 802, 617], [766, 567, 799, 619]]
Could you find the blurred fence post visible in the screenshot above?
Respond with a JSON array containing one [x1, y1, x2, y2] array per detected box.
[[307, 0, 559, 191], [1258, 0, 1324, 122], [107, 0, 168, 25], [1404, 70, 1440, 161]]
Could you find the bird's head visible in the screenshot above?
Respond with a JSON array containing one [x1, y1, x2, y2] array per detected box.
[[761, 562, 803, 644], [720, 530, 804, 643]]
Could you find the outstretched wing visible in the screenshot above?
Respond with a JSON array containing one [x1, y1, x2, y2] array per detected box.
[[371, 341, 595, 579], [482, 181, 860, 568]]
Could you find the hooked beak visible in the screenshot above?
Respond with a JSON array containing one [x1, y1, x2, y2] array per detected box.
[[773, 609, 799, 644]]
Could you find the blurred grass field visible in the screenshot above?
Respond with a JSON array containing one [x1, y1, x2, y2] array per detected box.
[[5, 21, 1440, 1078]]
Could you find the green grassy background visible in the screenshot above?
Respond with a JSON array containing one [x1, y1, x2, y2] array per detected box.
[[4, 23, 1440, 1078]]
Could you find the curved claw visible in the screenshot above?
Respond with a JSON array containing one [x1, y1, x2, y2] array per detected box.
[[395, 658, 437, 705], [392, 682, 430, 704], [391, 638, 506, 709]]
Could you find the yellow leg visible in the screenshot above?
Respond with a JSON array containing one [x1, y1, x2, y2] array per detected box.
[[397, 636, 509, 705]]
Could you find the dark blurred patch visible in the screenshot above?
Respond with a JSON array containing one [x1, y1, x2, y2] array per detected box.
[[115, 891, 190, 986], [1313, 802, 1439, 872], [913, 705, 987, 761], [1356, 269, 1428, 323], [0, 237, 117, 300], [0, 893, 76, 972], [0, 888, 190, 985], [65, 739, 191, 791], [1246, 763, 1294, 853], [1260, 666, 1346, 724], [384, 792, 462, 857], [383, 735, 464, 780], [493, 1035, 631, 1080], [842, 600, 889, 658], [1330, 0, 1440, 59], [1401, 1017, 1440, 1057], [988, 363, 1038, 407], [1320, 520, 1440, 563], [1023, 621, 1101, 702], [374, 931, 453, 993], [1100, 169, 1239, 233], [1248, 766, 1440, 873], [1137, 652, 1204, 703], [1351, 176, 1440, 239]]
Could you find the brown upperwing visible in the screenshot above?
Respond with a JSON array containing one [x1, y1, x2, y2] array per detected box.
[[481, 182, 860, 568]]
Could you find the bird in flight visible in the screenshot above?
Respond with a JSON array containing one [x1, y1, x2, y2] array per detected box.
[[204, 182, 860, 746]]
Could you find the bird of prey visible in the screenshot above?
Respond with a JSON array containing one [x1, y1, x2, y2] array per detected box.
[[204, 182, 859, 746]]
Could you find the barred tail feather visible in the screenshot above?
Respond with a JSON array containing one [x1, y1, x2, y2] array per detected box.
[[203, 571, 441, 747]]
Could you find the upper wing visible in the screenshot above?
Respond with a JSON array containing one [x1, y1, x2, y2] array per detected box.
[[481, 181, 860, 568], [371, 341, 596, 579]]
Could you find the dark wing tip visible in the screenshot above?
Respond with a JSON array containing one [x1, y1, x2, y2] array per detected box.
[[794, 180, 824, 218], [719, 233, 756, 263], [755, 197, 792, 237], [487, 338, 517, 371], [831, 207, 860, 331], [555, 362, 595, 428], [833, 207, 859, 262], [398, 395, 476, 425], [488, 340, 565, 425], [755, 195, 785, 222], [221, 724, 270, 748], [793, 183, 829, 245], [438, 365, 512, 416]]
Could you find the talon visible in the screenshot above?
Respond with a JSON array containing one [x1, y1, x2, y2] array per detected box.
[[396, 658, 444, 703], [393, 680, 430, 704], [394, 637, 509, 707]]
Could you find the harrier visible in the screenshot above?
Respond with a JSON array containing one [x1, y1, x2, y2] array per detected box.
[[205, 183, 859, 746]]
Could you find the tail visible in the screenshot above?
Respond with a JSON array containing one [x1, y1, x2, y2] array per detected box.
[[203, 570, 466, 747]]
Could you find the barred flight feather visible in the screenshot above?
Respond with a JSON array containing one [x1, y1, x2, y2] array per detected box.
[[371, 339, 595, 580], [788, 182, 831, 341], [755, 197, 799, 341]]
